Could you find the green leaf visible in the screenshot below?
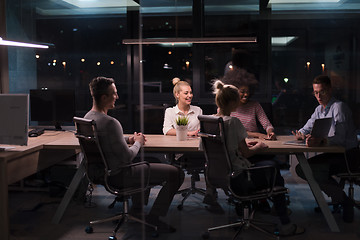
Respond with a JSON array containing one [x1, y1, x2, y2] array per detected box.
[[176, 116, 189, 126]]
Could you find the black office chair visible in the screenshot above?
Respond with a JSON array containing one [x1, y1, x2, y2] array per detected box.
[[198, 115, 288, 240], [175, 153, 207, 210], [336, 148, 360, 209], [312, 149, 360, 215], [73, 117, 157, 240]]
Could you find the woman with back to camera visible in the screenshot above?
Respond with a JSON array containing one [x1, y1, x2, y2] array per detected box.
[[222, 67, 284, 213], [212, 80, 305, 236], [163, 77, 221, 211]]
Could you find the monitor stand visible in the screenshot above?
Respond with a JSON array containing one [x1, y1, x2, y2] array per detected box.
[[41, 122, 65, 131], [54, 121, 65, 131]]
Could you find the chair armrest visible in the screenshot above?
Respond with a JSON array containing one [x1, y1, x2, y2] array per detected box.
[[105, 161, 152, 196], [106, 161, 151, 184], [109, 161, 150, 174], [231, 165, 278, 194], [231, 165, 276, 177], [126, 161, 150, 168], [198, 132, 218, 139]]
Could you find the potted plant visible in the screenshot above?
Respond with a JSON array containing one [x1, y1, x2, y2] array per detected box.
[[175, 116, 189, 141]]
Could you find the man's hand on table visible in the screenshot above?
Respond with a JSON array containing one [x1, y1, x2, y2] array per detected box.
[[133, 132, 146, 145], [292, 130, 305, 140]]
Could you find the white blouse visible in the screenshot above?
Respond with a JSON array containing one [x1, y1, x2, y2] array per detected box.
[[162, 105, 203, 135]]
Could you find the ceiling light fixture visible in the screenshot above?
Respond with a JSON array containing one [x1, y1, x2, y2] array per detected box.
[[269, 0, 339, 3], [0, 37, 50, 49], [123, 37, 257, 45], [62, 0, 139, 8], [271, 36, 298, 46]]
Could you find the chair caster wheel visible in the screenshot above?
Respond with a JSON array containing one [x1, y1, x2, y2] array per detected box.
[[177, 204, 183, 210], [85, 226, 93, 233], [202, 231, 210, 239], [108, 236, 117, 240], [151, 231, 159, 238]]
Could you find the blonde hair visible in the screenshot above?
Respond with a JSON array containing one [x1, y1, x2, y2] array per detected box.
[[212, 80, 239, 116], [172, 77, 191, 103]]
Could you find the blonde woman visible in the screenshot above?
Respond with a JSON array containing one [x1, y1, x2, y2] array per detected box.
[[163, 78, 202, 136], [163, 78, 221, 211]]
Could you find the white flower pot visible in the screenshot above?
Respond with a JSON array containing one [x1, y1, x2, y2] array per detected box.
[[176, 125, 188, 141]]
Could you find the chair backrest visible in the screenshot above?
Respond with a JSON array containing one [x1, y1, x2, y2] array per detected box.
[[198, 115, 232, 190], [73, 116, 150, 197], [198, 115, 286, 201], [73, 117, 108, 185], [341, 146, 360, 176]]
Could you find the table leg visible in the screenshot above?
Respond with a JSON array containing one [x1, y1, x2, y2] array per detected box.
[[0, 159, 9, 240], [295, 153, 340, 232], [52, 157, 86, 224]]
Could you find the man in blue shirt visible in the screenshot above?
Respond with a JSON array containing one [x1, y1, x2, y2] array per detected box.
[[294, 75, 359, 223]]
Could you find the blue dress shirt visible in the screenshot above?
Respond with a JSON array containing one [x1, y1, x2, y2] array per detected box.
[[299, 97, 358, 149]]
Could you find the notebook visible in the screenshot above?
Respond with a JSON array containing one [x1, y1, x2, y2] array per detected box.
[[284, 117, 332, 146]]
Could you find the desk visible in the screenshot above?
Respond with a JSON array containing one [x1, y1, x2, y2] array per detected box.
[[252, 135, 344, 233], [146, 135, 344, 232], [52, 134, 344, 233], [0, 131, 80, 240]]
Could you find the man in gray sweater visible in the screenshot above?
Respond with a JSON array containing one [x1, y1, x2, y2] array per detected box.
[[85, 76, 184, 233]]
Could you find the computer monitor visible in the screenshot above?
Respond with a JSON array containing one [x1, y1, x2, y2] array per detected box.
[[0, 94, 29, 146], [30, 89, 76, 130]]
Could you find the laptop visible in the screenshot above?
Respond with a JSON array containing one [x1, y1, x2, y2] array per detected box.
[[284, 117, 332, 146]]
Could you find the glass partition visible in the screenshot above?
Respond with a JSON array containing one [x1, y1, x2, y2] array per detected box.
[[2, 0, 360, 238], [2, 0, 360, 131]]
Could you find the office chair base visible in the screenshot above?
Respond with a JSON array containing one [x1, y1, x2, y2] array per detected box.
[[86, 212, 158, 238], [202, 220, 279, 240], [87, 213, 158, 228], [177, 187, 206, 210], [202, 206, 279, 240], [177, 172, 207, 210]]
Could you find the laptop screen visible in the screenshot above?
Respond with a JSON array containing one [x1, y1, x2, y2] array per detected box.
[[310, 117, 332, 138]]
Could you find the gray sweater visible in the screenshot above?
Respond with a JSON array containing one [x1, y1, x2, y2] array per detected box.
[[84, 111, 141, 173]]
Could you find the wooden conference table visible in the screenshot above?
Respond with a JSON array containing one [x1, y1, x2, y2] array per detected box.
[[141, 134, 344, 233], [1, 132, 345, 240], [52, 133, 344, 233]]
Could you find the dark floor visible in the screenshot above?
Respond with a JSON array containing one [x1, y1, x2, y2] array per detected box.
[[8, 158, 360, 240]]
